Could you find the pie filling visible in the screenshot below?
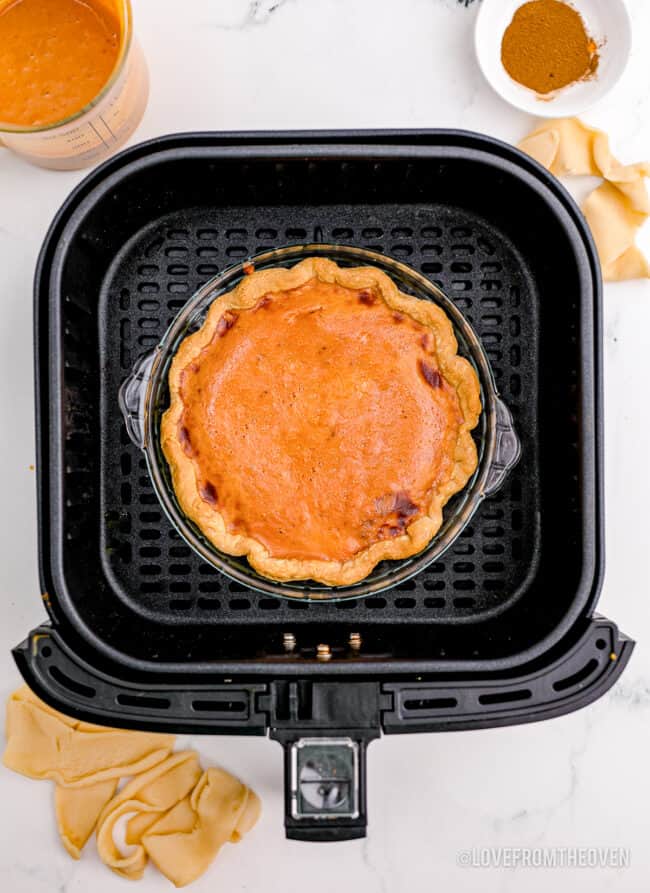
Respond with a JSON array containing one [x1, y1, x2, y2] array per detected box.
[[176, 277, 465, 563]]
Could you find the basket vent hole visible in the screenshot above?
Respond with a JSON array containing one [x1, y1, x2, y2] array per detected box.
[[553, 659, 599, 692], [595, 638, 607, 651], [117, 693, 170, 710], [364, 597, 386, 609], [192, 699, 246, 713], [164, 247, 188, 260], [169, 563, 190, 575], [169, 599, 192, 611], [139, 511, 160, 523], [137, 282, 159, 294], [403, 696, 457, 711], [424, 597, 445, 607], [483, 561, 504, 574], [40, 646, 52, 658], [166, 264, 188, 278], [478, 689, 531, 706], [141, 564, 161, 576], [483, 543, 505, 556], [49, 665, 95, 699], [452, 562, 474, 574]]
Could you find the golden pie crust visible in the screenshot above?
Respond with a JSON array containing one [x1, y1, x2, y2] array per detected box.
[[161, 258, 481, 586]]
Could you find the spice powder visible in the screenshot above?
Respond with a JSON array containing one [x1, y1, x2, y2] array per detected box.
[[501, 0, 599, 95]]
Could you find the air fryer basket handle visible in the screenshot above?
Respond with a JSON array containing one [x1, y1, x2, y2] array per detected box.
[[14, 621, 634, 840], [484, 396, 521, 496], [118, 348, 158, 450], [267, 681, 381, 841], [271, 731, 377, 842]]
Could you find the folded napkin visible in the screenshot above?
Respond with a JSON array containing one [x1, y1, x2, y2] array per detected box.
[[518, 118, 650, 281], [4, 685, 260, 886]]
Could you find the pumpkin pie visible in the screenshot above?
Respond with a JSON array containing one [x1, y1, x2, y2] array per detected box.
[[161, 258, 481, 585]]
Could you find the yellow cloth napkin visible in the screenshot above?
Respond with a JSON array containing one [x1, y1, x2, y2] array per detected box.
[[4, 686, 261, 886], [518, 118, 650, 281]]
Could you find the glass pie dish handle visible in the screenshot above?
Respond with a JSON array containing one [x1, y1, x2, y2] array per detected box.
[[483, 397, 521, 496], [119, 348, 159, 450]]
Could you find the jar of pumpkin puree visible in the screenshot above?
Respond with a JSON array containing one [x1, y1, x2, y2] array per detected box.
[[0, 0, 148, 169]]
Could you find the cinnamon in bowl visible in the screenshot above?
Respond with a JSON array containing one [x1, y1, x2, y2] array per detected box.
[[501, 0, 599, 96]]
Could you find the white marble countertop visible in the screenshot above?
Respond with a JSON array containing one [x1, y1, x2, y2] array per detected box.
[[1, 1, 650, 891]]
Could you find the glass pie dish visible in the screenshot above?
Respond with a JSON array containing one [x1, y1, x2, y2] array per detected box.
[[119, 244, 520, 601]]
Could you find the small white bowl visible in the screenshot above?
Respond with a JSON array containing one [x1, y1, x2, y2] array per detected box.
[[475, 0, 632, 117]]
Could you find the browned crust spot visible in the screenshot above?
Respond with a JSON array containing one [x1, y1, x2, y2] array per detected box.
[[419, 359, 442, 389]]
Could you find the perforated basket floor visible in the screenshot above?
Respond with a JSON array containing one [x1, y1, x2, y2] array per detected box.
[[102, 205, 536, 625]]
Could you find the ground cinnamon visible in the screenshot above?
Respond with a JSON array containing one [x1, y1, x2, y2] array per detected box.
[[501, 0, 599, 95]]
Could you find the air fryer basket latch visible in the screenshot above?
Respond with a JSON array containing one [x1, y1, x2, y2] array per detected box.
[[267, 681, 382, 841]]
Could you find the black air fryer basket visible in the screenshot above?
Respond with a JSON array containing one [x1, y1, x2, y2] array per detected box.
[[17, 131, 634, 841]]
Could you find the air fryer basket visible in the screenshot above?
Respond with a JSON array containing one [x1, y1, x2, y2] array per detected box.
[[17, 131, 634, 841], [119, 243, 520, 600]]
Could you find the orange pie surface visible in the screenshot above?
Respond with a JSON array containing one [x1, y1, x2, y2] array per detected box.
[[162, 259, 481, 585]]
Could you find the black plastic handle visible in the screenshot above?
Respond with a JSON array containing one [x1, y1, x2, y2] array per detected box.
[[272, 732, 376, 841], [267, 681, 381, 841]]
